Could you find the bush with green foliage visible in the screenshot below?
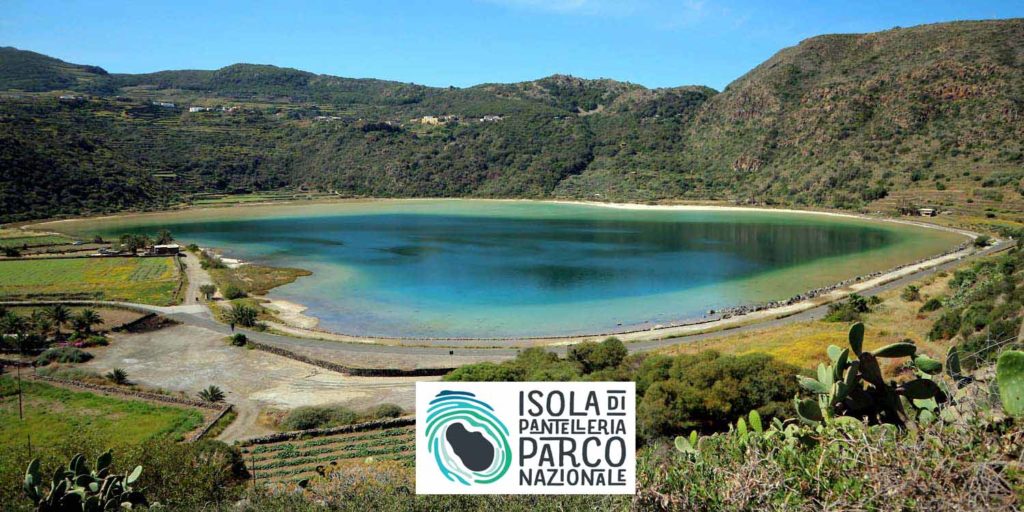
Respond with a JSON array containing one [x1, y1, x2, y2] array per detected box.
[[370, 403, 405, 419], [228, 303, 258, 327], [900, 285, 921, 302], [35, 347, 93, 366], [919, 296, 944, 312], [637, 351, 798, 437], [222, 285, 247, 300], [280, 405, 358, 431], [824, 293, 871, 322], [105, 368, 128, 385], [567, 337, 627, 373], [229, 333, 247, 347]]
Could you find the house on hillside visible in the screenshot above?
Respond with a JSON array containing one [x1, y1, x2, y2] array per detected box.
[[419, 115, 458, 126], [918, 208, 937, 217], [480, 115, 503, 122], [152, 101, 176, 108]]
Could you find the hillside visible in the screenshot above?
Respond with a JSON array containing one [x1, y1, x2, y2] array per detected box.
[[1, 19, 1022, 222]]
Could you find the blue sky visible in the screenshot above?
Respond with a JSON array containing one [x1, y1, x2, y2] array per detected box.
[[2, 1, 1022, 90]]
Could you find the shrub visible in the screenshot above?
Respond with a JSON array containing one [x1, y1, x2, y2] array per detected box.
[[105, 368, 129, 385], [198, 385, 226, 403], [919, 297, 944, 312], [568, 337, 628, 374], [825, 302, 862, 322], [229, 333, 248, 346], [280, 405, 359, 431], [825, 293, 871, 322], [35, 347, 93, 366], [370, 403, 405, 419], [637, 351, 798, 437], [974, 235, 992, 247], [79, 335, 109, 348], [444, 361, 525, 382], [222, 284, 247, 300], [929, 309, 963, 340], [900, 285, 921, 302], [228, 303, 258, 327]]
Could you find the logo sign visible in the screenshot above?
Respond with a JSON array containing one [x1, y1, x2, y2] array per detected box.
[[416, 382, 635, 495]]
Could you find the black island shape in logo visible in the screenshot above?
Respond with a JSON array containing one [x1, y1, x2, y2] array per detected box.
[[445, 422, 496, 472]]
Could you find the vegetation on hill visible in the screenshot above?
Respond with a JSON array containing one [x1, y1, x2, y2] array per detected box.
[[2, 19, 1022, 222]]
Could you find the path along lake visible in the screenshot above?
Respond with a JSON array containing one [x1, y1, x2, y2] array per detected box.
[[53, 200, 967, 338]]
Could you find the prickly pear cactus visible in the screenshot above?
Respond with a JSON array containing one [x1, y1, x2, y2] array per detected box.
[[794, 322, 947, 428], [996, 350, 1024, 417]]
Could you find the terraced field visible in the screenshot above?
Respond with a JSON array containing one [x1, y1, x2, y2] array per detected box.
[[0, 256, 180, 304], [0, 235, 74, 248], [241, 424, 415, 484]]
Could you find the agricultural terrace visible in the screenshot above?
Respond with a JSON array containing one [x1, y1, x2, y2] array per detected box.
[[0, 256, 180, 305], [0, 377, 205, 450], [0, 235, 73, 248], [241, 425, 415, 484]]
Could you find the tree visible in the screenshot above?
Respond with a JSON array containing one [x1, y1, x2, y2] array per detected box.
[[0, 310, 26, 348], [29, 310, 53, 340], [568, 337, 628, 374], [156, 229, 174, 245], [198, 385, 226, 403], [228, 303, 258, 327], [72, 308, 103, 335], [199, 284, 217, 300], [119, 233, 151, 255], [45, 304, 71, 340]]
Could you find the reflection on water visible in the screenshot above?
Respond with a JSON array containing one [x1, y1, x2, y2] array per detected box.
[[95, 203, 962, 337]]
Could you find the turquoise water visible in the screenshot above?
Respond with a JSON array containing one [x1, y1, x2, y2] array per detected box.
[[78, 201, 964, 338]]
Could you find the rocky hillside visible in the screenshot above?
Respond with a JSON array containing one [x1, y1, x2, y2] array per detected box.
[[1, 19, 1022, 222]]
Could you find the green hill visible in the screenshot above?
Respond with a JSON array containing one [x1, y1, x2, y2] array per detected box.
[[1, 18, 1022, 222]]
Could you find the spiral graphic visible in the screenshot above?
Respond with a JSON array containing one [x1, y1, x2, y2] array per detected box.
[[425, 390, 512, 485]]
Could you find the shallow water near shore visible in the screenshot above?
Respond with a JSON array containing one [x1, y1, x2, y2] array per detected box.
[[51, 200, 966, 338]]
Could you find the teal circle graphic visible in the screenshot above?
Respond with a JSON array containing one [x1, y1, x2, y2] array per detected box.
[[425, 390, 512, 485]]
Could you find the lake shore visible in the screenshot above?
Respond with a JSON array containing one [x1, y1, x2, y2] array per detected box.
[[225, 238, 981, 347], [24, 198, 985, 345]]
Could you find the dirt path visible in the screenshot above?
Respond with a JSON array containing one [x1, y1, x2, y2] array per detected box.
[[80, 323, 437, 442], [181, 252, 213, 306]]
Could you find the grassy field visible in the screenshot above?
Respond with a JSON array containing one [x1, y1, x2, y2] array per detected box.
[[661, 271, 956, 370], [0, 377, 204, 450], [0, 235, 74, 248], [241, 425, 415, 484], [0, 257, 180, 305]]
